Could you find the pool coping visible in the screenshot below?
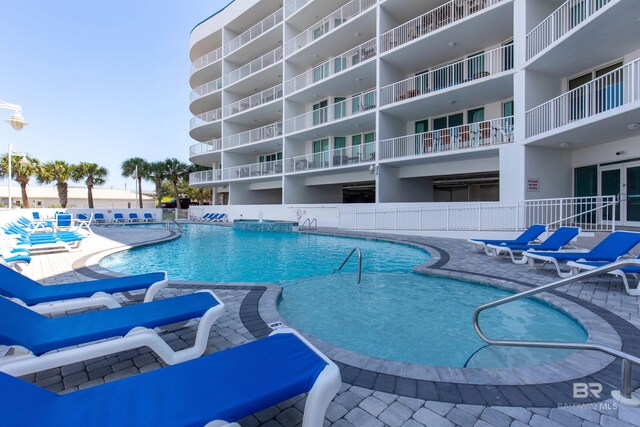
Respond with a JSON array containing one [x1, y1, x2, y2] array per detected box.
[[77, 224, 638, 407]]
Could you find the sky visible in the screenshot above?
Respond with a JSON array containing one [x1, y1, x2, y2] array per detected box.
[[0, 0, 231, 191]]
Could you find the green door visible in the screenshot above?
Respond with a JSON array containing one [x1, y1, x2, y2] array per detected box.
[[626, 166, 640, 223], [601, 169, 621, 222]]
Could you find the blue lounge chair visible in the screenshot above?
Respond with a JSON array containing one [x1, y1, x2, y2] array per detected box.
[[213, 213, 228, 222], [524, 231, 640, 277], [76, 213, 89, 221], [0, 264, 168, 312], [567, 258, 640, 296], [0, 329, 339, 427], [93, 213, 106, 223], [129, 212, 141, 222], [143, 212, 154, 222], [468, 224, 546, 253], [486, 226, 580, 264], [206, 213, 220, 221], [0, 290, 225, 376], [113, 213, 125, 224], [54, 213, 74, 231]]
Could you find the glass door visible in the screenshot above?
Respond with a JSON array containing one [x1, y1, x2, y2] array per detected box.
[[626, 166, 640, 224], [599, 162, 640, 225], [600, 168, 621, 222]]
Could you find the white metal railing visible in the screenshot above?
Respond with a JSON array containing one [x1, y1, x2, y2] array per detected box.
[[225, 8, 283, 55], [189, 139, 223, 157], [224, 122, 283, 149], [190, 108, 223, 130], [286, 141, 376, 173], [380, 117, 514, 160], [285, 39, 376, 94], [285, 90, 376, 134], [285, 0, 311, 18], [225, 84, 283, 116], [338, 196, 617, 232], [380, 44, 514, 106], [285, 0, 376, 56], [190, 47, 223, 74], [380, 0, 504, 53], [526, 0, 612, 60], [526, 59, 639, 137], [189, 169, 223, 185], [190, 77, 223, 102], [225, 160, 283, 180], [224, 46, 283, 86]]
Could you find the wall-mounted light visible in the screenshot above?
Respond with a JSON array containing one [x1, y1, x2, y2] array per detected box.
[[628, 123, 640, 131], [369, 164, 378, 175], [559, 142, 569, 149]]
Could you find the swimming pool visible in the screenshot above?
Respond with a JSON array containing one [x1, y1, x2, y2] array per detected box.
[[278, 272, 588, 368], [99, 224, 429, 282]]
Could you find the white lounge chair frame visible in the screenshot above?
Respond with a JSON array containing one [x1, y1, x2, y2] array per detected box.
[[18, 237, 85, 253], [73, 213, 93, 234], [0, 290, 226, 376], [523, 250, 591, 278], [567, 261, 640, 296]]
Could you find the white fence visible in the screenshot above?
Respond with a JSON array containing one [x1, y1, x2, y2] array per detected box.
[[526, 0, 613, 60], [190, 77, 223, 102], [225, 84, 283, 117], [225, 160, 283, 180], [189, 139, 223, 157], [286, 141, 376, 173], [190, 47, 223, 75], [224, 46, 283, 86], [224, 8, 283, 55], [526, 58, 640, 137], [190, 108, 223, 130], [224, 122, 283, 149], [190, 169, 222, 184]]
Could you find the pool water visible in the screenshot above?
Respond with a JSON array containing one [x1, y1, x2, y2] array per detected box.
[[278, 272, 588, 368], [99, 224, 429, 282]]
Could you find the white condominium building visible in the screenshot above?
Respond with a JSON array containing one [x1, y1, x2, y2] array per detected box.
[[188, 0, 640, 225]]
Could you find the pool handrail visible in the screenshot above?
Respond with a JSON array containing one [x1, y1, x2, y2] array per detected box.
[[473, 258, 640, 406], [334, 247, 362, 285]]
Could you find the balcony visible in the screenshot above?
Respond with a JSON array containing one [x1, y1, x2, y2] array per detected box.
[[190, 46, 223, 75], [224, 46, 283, 87], [224, 8, 283, 56], [190, 169, 223, 186], [189, 139, 223, 157], [286, 141, 376, 173], [285, 39, 376, 95], [190, 77, 223, 103], [284, 90, 377, 135], [190, 108, 223, 130], [224, 122, 283, 150], [526, 58, 640, 142], [285, 0, 376, 57], [379, 117, 514, 162], [285, 0, 311, 18], [225, 84, 283, 117], [380, 0, 505, 54], [225, 160, 283, 180]]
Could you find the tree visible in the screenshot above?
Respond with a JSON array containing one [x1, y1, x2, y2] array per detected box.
[[0, 154, 40, 208], [164, 158, 188, 204], [36, 161, 74, 208], [187, 163, 212, 205], [145, 161, 167, 206], [71, 162, 108, 209], [121, 157, 148, 208]]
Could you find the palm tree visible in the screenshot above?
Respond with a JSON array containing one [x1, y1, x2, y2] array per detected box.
[[145, 161, 167, 206], [121, 157, 148, 208], [164, 158, 188, 204], [36, 161, 74, 208], [71, 162, 108, 209], [187, 163, 211, 205], [0, 154, 40, 208]]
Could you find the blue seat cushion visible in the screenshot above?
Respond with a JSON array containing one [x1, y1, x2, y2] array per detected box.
[[0, 265, 165, 305], [0, 292, 219, 355], [0, 333, 328, 427]]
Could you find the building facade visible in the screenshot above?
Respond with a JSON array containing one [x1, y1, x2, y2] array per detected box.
[[188, 0, 640, 225]]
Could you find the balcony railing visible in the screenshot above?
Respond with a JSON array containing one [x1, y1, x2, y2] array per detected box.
[[284, 0, 311, 18], [190, 46, 223, 74], [379, 116, 514, 160], [190, 169, 223, 185], [380, 44, 514, 106], [224, 46, 283, 86], [224, 122, 283, 149], [284, 90, 377, 134], [285, 0, 376, 56], [225, 84, 283, 116], [526, 59, 639, 138], [285, 39, 376, 94], [380, 0, 504, 53], [189, 139, 223, 157], [225, 8, 283, 55], [190, 108, 223, 130], [286, 141, 376, 173], [190, 77, 223, 102], [526, 0, 612, 60], [225, 160, 283, 180]]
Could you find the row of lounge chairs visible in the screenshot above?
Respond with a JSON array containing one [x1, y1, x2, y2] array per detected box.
[[194, 212, 228, 222], [470, 225, 640, 295], [0, 264, 339, 425], [1, 216, 88, 257]]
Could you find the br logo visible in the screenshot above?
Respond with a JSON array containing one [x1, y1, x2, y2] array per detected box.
[[573, 382, 602, 398]]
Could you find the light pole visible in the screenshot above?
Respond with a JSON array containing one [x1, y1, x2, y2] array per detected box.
[[1, 100, 29, 209]]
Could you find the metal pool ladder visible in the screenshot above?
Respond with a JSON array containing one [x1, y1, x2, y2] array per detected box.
[[165, 219, 183, 232], [300, 218, 317, 231], [334, 248, 362, 285], [473, 259, 640, 406]]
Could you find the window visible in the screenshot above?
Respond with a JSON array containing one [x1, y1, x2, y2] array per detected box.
[[467, 108, 484, 124], [467, 52, 485, 80], [502, 40, 514, 71], [313, 62, 329, 82], [363, 133, 375, 161], [334, 57, 347, 73], [313, 22, 329, 40], [568, 61, 623, 119], [334, 136, 346, 149], [313, 100, 328, 125], [312, 139, 329, 168], [334, 97, 346, 119]]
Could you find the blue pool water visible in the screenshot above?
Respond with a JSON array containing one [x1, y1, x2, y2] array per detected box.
[[278, 273, 588, 368], [99, 224, 429, 282]]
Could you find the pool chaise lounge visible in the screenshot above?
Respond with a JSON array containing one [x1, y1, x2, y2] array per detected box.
[[486, 226, 580, 264], [468, 224, 546, 253], [129, 213, 141, 222], [524, 231, 640, 277], [143, 212, 154, 222], [567, 258, 640, 296], [0, 329, 340, 427], [0, 264, 169, 313], [93, 213, 106, 223], [0, 291, 225, 376], [113, 213, 126, 224]]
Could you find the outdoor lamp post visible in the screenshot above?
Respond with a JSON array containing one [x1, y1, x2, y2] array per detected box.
[[1, 100, 29, 208]]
